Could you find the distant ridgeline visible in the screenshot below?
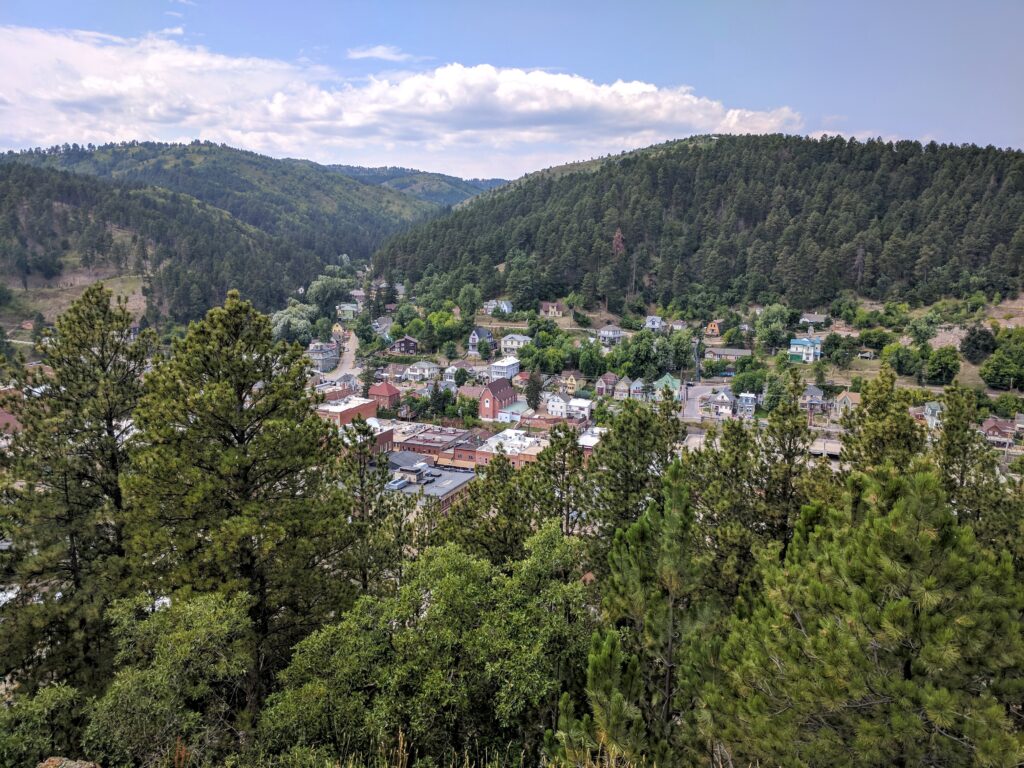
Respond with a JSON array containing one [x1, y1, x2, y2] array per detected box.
[[374, 134, 1024, 310], [0, 141, 505, 320], [0, 162, 310, 320]]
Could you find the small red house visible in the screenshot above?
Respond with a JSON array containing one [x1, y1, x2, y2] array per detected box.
[[478, 379, 516, 420], [368, 381, 402, 410]]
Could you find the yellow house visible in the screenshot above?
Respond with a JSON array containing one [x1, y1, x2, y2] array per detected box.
[[331, 323, 345, 340], [562, 371, 586, 395], [705, 319, 724, 337]]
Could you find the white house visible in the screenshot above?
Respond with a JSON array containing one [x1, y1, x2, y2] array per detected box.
[[566, 397, 594, 420], [644, 315, 665, 332], [924, 401, 945, 431], [483, 299, 513, 315], [489, 356, 521, 381], [788, 337, 823, 363], [701, 388, 736, 418], [547, 393, 569, 418], [599, 325, 624, 347], [405, 360, 441, 381], [501, 333, 531, 356]]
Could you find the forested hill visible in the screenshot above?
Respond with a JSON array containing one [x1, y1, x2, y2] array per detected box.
[[329, 164, 507, 207], [0, 163, 316, 319], [1, 141, 444, 261], [374, 134, 1024, 310]]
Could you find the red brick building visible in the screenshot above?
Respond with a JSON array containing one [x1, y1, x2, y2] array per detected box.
[[316, 396, 378, 427], [478, 379, 516, 420], [368, 381, 402, 409]]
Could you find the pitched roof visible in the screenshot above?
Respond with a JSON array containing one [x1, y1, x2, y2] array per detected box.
[[368, 381, 400, 397], [484, 378, 515, 399]]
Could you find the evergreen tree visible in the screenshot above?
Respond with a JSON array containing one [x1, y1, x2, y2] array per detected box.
[[707, 470, 1024, 767], [532, 423, 588, 536], [431, 449, 537, 564], [596, 462, 708, 764], [587, 399, 684, 561], [336, 418, 418, 597], [841, 365, 925, 471], [125, 291, 341, 716], [935, 385, 1024, 564], [0, 283, 155, 695], [526, 368, 543, 411]]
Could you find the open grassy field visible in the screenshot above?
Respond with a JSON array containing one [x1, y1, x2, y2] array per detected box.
[[0, 268, 145, 329]]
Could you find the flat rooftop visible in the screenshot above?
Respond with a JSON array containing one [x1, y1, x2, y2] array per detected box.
[[317, 396, 374, 412]]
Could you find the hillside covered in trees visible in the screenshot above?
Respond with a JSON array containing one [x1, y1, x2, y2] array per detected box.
[[329, 163, 506, 207], [0, 163, 316, 320], [374, 134, 1024, 311], [0, 141, 459, 262]]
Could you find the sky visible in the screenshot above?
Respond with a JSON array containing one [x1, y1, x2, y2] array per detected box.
[[0, 0, 1020, 178]]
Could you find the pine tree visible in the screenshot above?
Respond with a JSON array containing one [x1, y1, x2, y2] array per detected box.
[[707, 469, 1024, 766], [431, 449, 536, 564], [125, 291, 341, 716], [532, 423, 588, 535], [0, 283, 155, 695], [599, 462, 708, 763], [336, 418, 417, 597], [526, 369, 543, 411], [935, 385, 1024, 563], [587, 399, 684, 562], [840, 364, 925, 471]]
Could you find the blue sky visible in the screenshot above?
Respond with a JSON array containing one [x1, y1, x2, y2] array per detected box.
[[0, 0, 1020, 177]]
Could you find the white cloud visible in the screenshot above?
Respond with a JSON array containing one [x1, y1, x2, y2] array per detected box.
[[0, 25, 804, 177], [165, 11, 184, 18], [346, 44, 414, 62], [157, 26, 185, 36]]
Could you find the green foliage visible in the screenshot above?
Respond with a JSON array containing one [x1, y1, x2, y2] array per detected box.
[[841, 366, 926, 471], [271, 300, 320, 344], [263, 535, 592, 764], [526, 369, 543, 410], [83, 593, 253, 768], [125, 291, 342, 713], [980, 327, 1024, 390], [587, 398, 685, 563], [961, 324, 998, 364], [0, 284, 155, 695], [923, 345, 961, 384], [5, 141, 440, 263], [707, 470, 1024, 767], [0, 684, 82, 768], [377, 135, 1024, 310], [881, 341, 923, 377]]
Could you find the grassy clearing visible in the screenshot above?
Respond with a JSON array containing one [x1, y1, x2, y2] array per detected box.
[[0, 270, 145, 328]]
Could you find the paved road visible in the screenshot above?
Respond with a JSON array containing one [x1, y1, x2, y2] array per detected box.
[[322, 336, 360, 380], [680, 384, 714, 420]]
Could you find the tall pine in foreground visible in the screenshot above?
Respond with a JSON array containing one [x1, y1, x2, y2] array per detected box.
[[706, 469, 1024, 767], [125, 290, 341, 718], [0, 284, 154, 696]]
